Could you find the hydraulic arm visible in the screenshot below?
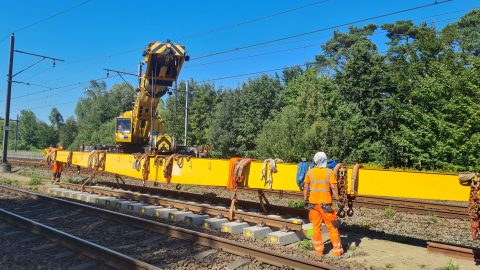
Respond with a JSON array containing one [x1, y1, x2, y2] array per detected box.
[[115, 41, 187, 153]]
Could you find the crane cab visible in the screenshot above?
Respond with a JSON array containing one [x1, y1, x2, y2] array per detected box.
[[115, 117, 132, 143]]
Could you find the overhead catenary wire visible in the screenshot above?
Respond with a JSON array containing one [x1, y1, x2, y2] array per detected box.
[[0, 0, 93, 44], [17, 4, 469, 93], [185, 13, 468, 69], [175, 0, 330, 41], [6, 4, 470, 114], [190, 0, 454, 60], [7, 14, 464, 108], [0, 74, 120, 103]]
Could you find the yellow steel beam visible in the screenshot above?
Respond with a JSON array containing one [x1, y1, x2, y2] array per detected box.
[[54, 151, 470, 202]]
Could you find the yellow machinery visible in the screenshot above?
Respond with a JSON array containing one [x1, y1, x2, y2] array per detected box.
[[45, 40, 473, 212], [115, 41, 187, 153], [50, 150, 471, 202]]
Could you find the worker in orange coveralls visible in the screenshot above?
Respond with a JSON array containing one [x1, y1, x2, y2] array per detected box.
[[50, 146, 64, 184], [304, 151, 344, 257]]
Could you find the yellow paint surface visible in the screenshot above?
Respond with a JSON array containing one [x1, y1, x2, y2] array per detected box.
[[55, 151, 470, 202]]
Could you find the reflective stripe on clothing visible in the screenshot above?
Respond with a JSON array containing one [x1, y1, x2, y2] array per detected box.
[[309, 204, 343, 256], [310, 179, 330, 184], [306, 167, 335, 204], [310, 187, 331, 192]]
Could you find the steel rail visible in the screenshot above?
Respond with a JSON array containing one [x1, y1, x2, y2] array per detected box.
[[0, 208, 160, 270], [95, 181, 469, 220], [60, 183, 303, 231], [427, 242, 480, 262], [0, 185, 343, 270], [8, 157, 469, 220]]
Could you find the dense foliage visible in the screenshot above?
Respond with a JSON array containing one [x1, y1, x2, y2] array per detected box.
[[5, 11, 479, 171]]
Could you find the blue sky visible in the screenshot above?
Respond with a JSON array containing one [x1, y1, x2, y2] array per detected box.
[[0, 0, 476, 122]]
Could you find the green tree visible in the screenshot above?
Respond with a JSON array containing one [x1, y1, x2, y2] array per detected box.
[[59, 117, 78, 149], [48, 107, 64, 129]]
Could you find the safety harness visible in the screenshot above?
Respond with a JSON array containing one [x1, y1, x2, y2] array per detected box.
[[163, 154, 190, 190], [133, 153, 151, 186], [260, 158, 283, 190], [227, 158, 253, 220], [81, 150, 107, 191]]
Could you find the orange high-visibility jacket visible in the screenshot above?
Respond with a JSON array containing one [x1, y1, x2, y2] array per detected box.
[[305, 167, 336, 204]]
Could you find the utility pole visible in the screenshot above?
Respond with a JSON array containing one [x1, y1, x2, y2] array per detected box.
[[1, 33, 15, 172], [14, 114, 18, 152], [1, 33, 63, 172], [173, 80, 177, 143], [184, 80, 189, 146]]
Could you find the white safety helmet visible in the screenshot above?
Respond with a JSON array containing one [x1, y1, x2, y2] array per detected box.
[[313, 152, 327, 168]]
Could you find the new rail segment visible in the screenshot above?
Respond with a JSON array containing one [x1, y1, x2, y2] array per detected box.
[[7, 157, 469, 220]]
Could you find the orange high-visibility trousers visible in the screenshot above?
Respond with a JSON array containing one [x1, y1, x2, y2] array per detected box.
[[309, 204, 343, 256]]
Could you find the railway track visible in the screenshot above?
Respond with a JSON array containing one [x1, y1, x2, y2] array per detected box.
[[0, 212, 112, 270], [427, 242, 480, 262], [0, 184, 344, 270], [6, 156, 470, 220]]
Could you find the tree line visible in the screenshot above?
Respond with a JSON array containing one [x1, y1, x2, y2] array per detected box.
[[6, 11, 479, 172]]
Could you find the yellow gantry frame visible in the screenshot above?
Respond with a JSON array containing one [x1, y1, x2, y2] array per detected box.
[[54, 151, 470, 202]]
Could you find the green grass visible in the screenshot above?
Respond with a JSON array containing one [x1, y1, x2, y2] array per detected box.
[[385, 263, 395, 269], [27, 178, 42, 186], [287, 199, 305, 209], [0, 179, 19, 186], [444, 260, 459, 270], [360, 220, 370, 229], [384, 205, 396, 218], [297, 239, 314, 251], [430, 212, 439, 223]]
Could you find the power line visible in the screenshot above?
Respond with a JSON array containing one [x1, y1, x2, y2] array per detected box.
[[175, 0, 330, 41], [0, 75, 119, 103], [190, 0, 453, 60], [185, 13, 467, 70], [0, 0, 93, 44]]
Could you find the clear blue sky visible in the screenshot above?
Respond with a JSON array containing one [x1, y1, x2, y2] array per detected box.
[[0, 0, 476, 122]]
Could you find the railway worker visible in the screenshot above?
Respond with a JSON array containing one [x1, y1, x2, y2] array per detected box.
[[50, 146, 64, 184], [304, 151, 344, 257]]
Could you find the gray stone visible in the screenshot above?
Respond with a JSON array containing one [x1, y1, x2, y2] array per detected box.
[[227, 258, 250, 270], [243, 225, 272, 239], [154, 207, 177, 219], [184, 214, 209, 226], [267, 230, 301, 246], [221, 221, 249, 234], [168, 210, 193, 222], [203, 217, 228, 230], [194, 249, 218, 260], [139, 205, 163, 216]]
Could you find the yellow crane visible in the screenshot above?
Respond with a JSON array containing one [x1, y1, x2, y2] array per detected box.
[[114, 40, 188, 153]]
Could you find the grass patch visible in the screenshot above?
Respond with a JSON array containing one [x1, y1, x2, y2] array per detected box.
[[384, 205, 396, 218], [429, 212, 439, 223], [287, 199, 305, 209], [27, 178, 42, 186], [444, 260, 459, 270], [360, 220, 370, 229], [297, 239, 314, 251], [0, 179, 19, 186], [385, 263, 395, 269]]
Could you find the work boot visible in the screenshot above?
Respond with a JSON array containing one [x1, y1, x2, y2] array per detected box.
[[334, 253, 351, 259]]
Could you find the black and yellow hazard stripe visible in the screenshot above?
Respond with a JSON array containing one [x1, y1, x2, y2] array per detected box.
[[157, 135, 172, 153]]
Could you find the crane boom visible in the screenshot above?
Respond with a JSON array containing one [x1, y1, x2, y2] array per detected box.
[[115, 41, 187, 153]]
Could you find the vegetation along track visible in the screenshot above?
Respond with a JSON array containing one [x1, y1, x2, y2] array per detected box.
[[0, 184, 344, 270], [8, 156, 469, 220]]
